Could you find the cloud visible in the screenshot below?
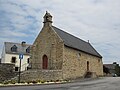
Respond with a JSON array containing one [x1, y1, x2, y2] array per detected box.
[[0, 0, 120, 64], [0, 29, 28, 37]]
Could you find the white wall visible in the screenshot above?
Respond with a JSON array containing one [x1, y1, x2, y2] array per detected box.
[[3, 53, 30, 71]]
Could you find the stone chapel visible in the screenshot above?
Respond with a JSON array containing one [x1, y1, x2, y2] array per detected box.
[[30, 11, 103, 80]]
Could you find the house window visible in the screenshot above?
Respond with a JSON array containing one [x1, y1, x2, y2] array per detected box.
[[26, 46, 30, 53], [15, 67, 19, 71], [11, 57, 16, 63], [27, 58, 30, 63], [11, 45, 17, 52]]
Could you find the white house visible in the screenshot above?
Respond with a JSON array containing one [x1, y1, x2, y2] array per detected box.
[[1, 42, 31, 71]]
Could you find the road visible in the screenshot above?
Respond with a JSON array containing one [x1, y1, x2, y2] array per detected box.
[[0, 77, 120, 90]]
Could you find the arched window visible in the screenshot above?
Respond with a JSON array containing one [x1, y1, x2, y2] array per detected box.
[[78, 53, 81, 60], [11, 45, 17, 52], [42, 55, 48, 69]]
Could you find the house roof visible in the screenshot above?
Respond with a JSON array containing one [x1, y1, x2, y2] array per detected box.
[[104, 64, 115, 70], [52, 26, 102, 58], [4, 42, 31, 55]]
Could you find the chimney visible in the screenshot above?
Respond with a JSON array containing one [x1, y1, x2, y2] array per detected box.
[[21, 41, 26, 47]]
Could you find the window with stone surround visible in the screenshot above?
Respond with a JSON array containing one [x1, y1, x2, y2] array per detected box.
[[98, 59, 101, 63], [78, 53, 81, 60], [11, 57, 16, 63]]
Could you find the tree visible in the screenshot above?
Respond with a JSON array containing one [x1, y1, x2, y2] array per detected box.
[[115, 64, 120, 76], [103, 65, 110, 74]]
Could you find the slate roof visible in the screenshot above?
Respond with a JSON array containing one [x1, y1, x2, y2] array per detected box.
[[52, 26, 102, 58], [4, 42, 31, 55], [104, 64, 115, 70]]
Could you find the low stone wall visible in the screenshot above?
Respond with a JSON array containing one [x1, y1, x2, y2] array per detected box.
[[19, 70, 63, 82], [0, 63, 18, 83]]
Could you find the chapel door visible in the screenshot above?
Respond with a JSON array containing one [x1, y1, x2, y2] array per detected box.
[[87, 61, 89, 71], [42, 55, 48, 69]]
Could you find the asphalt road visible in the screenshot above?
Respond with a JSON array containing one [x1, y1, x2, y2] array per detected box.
[[0, 77, 120, 90]]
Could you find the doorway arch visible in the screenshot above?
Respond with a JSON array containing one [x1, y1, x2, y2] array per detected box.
[[42, 55, 48, 69]]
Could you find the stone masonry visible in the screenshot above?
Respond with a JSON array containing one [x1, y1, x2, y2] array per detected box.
[[0, 63, 18, 83], [31, 26, 64, 70], [20, 70, 62, 82], [62, 46, 103, 79]]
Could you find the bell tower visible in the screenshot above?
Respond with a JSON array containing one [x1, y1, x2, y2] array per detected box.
[[43, 11, 53, 26]]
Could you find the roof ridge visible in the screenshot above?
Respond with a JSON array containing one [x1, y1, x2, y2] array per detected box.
[[52, 26, 88, 44], [5, 42, 32, 46]]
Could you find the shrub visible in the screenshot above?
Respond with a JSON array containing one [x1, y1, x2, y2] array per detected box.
[[41, 80, 45, 83], [32, 80, 37, 84]]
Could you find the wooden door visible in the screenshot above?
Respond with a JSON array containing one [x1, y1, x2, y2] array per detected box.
[[87, 61, 89, 71], [42, 55, 48, 69]]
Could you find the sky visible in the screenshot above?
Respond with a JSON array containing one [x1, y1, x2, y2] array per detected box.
[[0, 0, 120, 64]]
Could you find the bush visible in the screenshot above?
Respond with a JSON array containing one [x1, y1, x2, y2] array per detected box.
[[36, 79, 41, 83], [3, 81, 9, 84], [32, 80, 37, 84], [41, 80, 45, 83], [115, 64, 120, 76]]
